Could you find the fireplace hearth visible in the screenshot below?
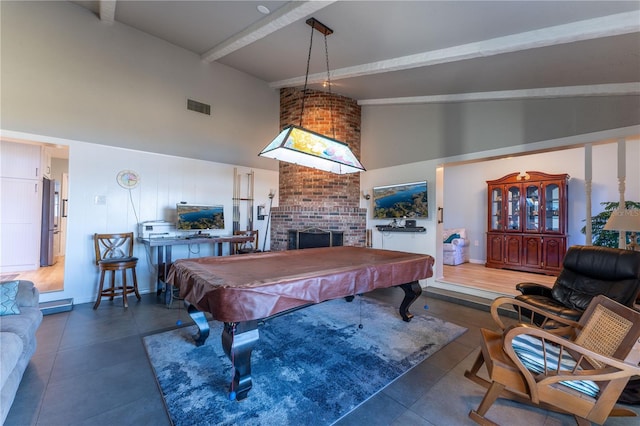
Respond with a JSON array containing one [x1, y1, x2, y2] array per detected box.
[[288, 228, 344, 250]]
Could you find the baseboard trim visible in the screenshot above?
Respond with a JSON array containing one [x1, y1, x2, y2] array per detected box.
[[39, 298, 74, 315], [431, 279, 506, 300], [428, 281, 518, 317]]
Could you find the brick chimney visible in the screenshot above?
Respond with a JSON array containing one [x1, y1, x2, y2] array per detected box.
[[269, 87, 367, 251]]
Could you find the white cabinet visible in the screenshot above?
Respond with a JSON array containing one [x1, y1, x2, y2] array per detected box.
[[0, 141, 41, 179], [0, 141, 43, 272], [42, 147, 52, 178], [0, 178, 42, 271]]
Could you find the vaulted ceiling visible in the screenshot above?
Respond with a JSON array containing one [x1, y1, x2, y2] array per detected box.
[[72, 1, 640, 105]]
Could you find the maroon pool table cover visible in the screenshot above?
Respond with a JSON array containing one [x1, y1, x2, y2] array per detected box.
[[167, 246, 434, 322]]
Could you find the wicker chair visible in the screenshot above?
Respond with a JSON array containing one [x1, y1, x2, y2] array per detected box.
[[465, 295, 640, 425]]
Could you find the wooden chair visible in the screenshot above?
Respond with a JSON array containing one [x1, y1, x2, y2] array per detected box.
[[465, 295, 640, 426], [233, 230, 259, 254], [93, 232, 140, 309]]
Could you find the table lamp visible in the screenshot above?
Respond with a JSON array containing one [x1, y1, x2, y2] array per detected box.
[[603, 208, 640, 251]]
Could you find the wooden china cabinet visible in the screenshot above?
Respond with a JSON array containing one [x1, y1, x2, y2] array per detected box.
[[486, 171, 569, 276]]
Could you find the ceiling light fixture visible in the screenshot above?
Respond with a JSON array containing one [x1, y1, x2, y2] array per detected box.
[[258, 18, 365, 174], [257, 5, 270, 14]]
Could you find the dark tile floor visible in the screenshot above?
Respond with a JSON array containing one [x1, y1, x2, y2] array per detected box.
[[6, 288, 640, 425]]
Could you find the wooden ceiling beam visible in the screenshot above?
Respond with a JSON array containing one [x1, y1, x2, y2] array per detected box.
[[201, 1, 336, 63], [99, 0, 116, 24]]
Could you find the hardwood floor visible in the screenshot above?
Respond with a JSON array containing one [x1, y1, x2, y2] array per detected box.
[[442, 262, 556, 296], [10, 256, 65, 293]]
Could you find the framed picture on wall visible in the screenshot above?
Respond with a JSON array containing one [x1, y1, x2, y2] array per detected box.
[[372, 181, 428, 219]]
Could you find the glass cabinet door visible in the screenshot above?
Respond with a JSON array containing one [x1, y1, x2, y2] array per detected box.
[[490, 187, 503, 230], [506, 185, 520, 231], [545, 183, 561, 232], [525, 184, 540, 232]]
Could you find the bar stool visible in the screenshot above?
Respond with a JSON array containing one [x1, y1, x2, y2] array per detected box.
[[93, 232, 140, 309], [233, 230, 259, 254]]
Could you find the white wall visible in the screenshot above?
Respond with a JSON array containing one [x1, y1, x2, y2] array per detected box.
[[9, 130, 636, 302], [443, 139, 640, 263], [361, 132, 640, 285], [3, 130, 278, 305], [361, 98, 640, 170], [3, 1, 639, 301], [360, 160, 440, 287], [0, 1, 279, 171], [1, 1, 283, 304]]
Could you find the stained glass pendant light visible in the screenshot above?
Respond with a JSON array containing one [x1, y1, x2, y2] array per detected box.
[[258, 18, 365, 174]]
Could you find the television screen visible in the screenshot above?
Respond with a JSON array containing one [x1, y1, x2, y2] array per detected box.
[[176, 204, 225, 230], [372, 181, 428, 219]]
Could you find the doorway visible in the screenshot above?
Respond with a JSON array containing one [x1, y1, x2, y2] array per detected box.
[[0, 140, 69, 293]]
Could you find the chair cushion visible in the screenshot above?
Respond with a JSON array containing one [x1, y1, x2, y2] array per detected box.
[[444, 233, 460, 244], [99, 256, 138, 265], [514, 294, 583, 322], [0, 281, 21, 316], [551, 246, 640, 311], [511, 334, 600, 398], [15, 280, 39, 308], [443, 227, 467, 240]]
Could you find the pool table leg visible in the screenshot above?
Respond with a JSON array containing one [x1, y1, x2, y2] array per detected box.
[[397, 280, 422, 322], [186, 303, 210, 347], [222, 320, 259, 400]]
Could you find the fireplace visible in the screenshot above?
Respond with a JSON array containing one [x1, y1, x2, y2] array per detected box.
[[288, 228, 344, 250], [269, 87, 366, 251]]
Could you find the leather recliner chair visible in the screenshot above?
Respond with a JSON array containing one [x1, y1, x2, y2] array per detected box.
[[515, 245, 640, 323]]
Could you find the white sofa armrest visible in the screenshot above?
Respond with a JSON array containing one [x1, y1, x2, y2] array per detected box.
[[450, 238, 468, 247], [16, 280, 39, 308]]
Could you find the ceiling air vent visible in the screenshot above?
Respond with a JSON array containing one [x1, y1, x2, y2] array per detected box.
[[187, 99, 211, 115]]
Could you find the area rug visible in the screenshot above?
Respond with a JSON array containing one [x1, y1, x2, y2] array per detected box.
[[143, 296, 466, 426]]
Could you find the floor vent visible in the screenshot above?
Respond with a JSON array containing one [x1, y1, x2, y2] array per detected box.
[[187, 99, 211, 115], [39, 298, 74, 315]]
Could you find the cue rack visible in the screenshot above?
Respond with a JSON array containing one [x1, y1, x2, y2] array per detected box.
[[232, 168, 254, 233]]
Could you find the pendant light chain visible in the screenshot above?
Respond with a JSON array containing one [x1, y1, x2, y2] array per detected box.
[[324, 33, 335, 140], [299, 22, 315, 128], [259, 17, 365, 174], [258, 16, 365, 173]]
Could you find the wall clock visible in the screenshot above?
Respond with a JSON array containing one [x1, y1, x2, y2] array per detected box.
[[116, 170, 141, 189]]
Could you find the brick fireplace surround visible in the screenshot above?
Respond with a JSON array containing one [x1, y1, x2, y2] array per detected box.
[[269, 87, 367, 251]]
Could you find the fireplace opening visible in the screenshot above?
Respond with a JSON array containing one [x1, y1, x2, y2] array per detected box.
[[288, 228, 344, 250]]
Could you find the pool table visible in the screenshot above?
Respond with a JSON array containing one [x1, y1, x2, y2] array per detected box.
[[167, 246, 434, 400]]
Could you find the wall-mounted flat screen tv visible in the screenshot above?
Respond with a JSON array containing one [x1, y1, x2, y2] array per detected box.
[[176, 204, 225, 230], [372, 181, 428, 219]]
